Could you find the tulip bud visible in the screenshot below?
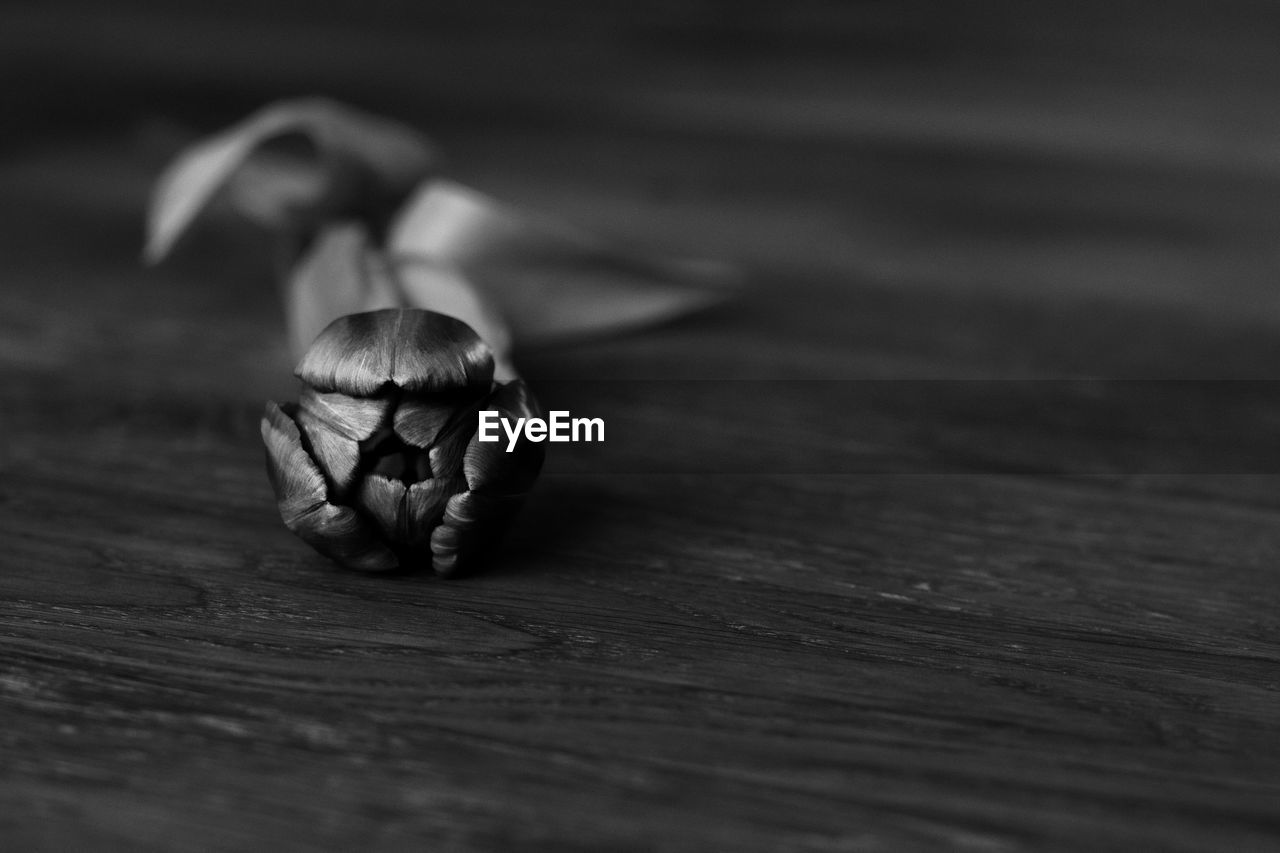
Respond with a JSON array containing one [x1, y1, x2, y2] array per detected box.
[[261, 308, 543, 575]]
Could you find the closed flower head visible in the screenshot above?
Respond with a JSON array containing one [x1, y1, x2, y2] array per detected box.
[[261, 309, 543, 575]]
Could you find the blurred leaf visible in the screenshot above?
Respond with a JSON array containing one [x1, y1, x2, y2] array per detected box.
[[393, 259, 516, 381], [286, 224, 516, 380], [387, 180, 739, 347], [226, 147, 334, 230], [144, 97, 434, 263], [147, 98, 735, 363], [284, 223, 400, 360]]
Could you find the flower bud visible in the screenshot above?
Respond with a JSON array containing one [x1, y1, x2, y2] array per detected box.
[[261, 308, 543, 575]]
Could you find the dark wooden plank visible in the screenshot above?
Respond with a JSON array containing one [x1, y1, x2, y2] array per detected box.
[[4, 3, 1280, 851]]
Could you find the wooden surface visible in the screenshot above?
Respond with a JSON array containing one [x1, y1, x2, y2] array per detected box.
[[4, 3, 1280, 850]]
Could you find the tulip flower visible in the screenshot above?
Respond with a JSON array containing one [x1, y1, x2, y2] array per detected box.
[[262, 308, 543, 574], [145, 98, 735, 576]]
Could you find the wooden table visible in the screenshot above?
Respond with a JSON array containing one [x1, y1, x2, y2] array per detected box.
[[3, 3, 1280, 850]]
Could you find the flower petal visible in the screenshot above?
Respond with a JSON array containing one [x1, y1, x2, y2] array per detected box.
[[288, 503, 400, 573], [429, 490, 525, 576], [428, 524, 468, 577], [295, 408, 363, 498], [262, 401, 327, 524], [299, 386, 393, 441], [443, 490, 526, 530], [428, 410, 479, 479], [403, 478, 463, 549], [296, 309, 494, 397], [392, 397, 459, 449], [393, 258, 516, 381], [261, 401, 396, 572], [295, 309, 399, 395], [391, 310, 494, 394], [355, 472, 407, 543]]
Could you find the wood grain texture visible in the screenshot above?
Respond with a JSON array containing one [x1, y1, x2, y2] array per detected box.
[[3, 3, 1280, 851]]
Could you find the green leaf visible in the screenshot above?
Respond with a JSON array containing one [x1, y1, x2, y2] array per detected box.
[[144, 97, 434, 263]]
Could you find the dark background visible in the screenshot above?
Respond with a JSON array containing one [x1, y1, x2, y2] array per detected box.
[[4, 2, 1280, 851]]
